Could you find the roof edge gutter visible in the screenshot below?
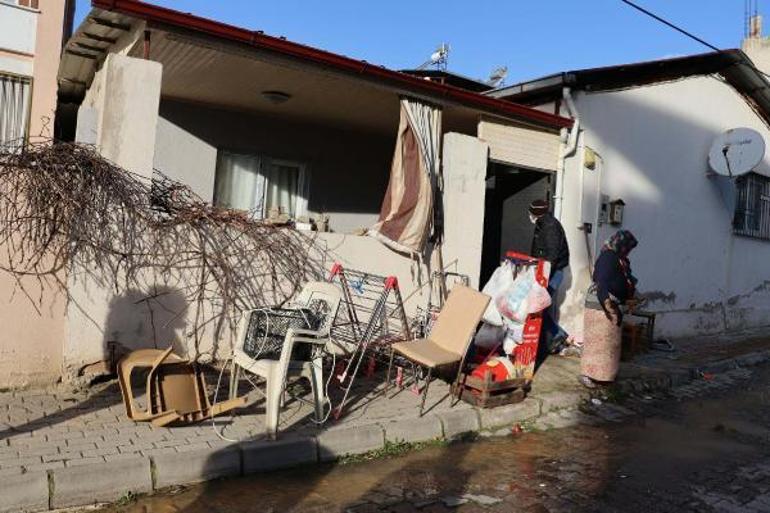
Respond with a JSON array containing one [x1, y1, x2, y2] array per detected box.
[[90, 0, 572, 130]]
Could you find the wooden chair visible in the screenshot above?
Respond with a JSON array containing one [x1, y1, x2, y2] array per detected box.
[[117, 346, 246, 427], [386, 285, 490, 416]]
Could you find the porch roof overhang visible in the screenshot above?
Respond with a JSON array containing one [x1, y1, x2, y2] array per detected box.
[[58, 0, 572, 132]]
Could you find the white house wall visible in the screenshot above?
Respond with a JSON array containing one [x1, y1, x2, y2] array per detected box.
[[154, 116, 217, 201], [557, 75, 770, 339]]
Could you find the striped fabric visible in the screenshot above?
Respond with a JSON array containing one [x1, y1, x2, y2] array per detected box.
[[369, 98, 442, 255]]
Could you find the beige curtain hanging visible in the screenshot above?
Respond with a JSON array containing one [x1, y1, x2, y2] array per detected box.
[[369, 98, 442, 255]]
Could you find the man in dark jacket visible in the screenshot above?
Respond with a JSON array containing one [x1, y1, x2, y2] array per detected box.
[[529, 199, 570, 353]]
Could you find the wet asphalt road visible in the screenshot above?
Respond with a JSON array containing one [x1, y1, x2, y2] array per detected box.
[[96, 363, 770, 513]]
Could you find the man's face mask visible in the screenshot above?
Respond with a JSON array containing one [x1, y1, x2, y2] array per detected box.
[[529, 214, 538, 224]]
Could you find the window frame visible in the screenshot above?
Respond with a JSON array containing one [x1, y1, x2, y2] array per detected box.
[[262, 157, 310, 219], [212, 150, 309, 220], [0, 72, 33, 152], [733, 172, 770, 241]]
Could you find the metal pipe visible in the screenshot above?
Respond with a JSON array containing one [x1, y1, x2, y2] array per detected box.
[[554, 87, 580, 219], [143, 30, 151, 59]]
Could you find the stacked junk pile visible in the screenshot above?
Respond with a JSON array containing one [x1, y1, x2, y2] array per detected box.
[[0, 133, 555, 441], [118, 253, 553, 436]]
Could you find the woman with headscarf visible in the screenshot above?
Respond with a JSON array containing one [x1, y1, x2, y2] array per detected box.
[[579, 230, 638, 388]]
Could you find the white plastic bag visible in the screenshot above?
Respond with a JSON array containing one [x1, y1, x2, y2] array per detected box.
[[496, 266, 536, 323], [526, 279, 552, 314], [502, 322, 524, 355], [480, 261, 514, 326]]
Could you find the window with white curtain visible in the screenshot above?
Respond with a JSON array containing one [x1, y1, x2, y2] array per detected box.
[[213, 151, 308, 219], [0, 74, 31, 153]]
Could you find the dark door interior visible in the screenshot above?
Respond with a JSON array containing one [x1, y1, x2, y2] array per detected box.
[[480, 163, 554, 285]]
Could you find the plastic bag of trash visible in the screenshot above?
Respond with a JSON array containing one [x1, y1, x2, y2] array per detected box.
[[503, 322, 524, 355], [480, 260, 515, 326], [473, 322, 506, 349], [496, 266, 536, 323], [526, 277, 552, 314]]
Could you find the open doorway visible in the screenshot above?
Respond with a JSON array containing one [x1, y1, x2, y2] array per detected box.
[[480, 162, 555, 284]]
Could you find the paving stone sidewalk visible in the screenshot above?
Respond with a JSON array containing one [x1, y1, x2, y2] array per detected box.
[[1, 332, 769, 512]]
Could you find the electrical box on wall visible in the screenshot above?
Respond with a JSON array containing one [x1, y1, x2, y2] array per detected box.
[[599, 196, 625, 226], [598, 194, 609, 224], [609, 199, 625, 225]]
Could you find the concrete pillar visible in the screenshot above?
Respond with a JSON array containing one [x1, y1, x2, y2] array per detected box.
[[65, 54, 163, 378], [77, 54, 162, 177], [441, 133, 489, 288]]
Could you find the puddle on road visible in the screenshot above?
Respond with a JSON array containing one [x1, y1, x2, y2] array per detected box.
[[98, 369, 770, 513]]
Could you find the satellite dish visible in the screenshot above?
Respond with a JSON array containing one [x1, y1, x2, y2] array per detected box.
[[488, 66, 508, 88], [416, 43, 450, 71], [708, 128, 765, 177]]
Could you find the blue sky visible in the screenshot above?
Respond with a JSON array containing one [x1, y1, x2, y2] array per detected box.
[[75, 1, 754, 86]]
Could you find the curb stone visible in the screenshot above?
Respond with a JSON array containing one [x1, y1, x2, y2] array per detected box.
[[437, 409, 480, 439], [317, 425, 385, 462], [381, 415, 443, 444], [0, 470, 49, 513], [242, 437, 318, 473], [478, 398, 541, 431], [153, 445, 241, 489], [51, 457, 152, 509], [537, 391, 584, 413]]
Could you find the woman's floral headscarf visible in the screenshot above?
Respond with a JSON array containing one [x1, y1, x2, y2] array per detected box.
[[603, 230, 638, 257]]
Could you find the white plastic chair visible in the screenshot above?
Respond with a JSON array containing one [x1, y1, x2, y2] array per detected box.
[[229, 281, 341, 438]]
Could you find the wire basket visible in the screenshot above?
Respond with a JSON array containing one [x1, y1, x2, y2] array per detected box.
[[242, 307, 325, 361]]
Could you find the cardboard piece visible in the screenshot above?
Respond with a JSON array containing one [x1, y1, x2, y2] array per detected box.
[[118, 347, 245, 427]]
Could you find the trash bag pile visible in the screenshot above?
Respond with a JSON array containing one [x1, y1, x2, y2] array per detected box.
[[474, 260, 552, 357]]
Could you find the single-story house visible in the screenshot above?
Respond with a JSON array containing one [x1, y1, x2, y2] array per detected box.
[[40, 0, 575, 383], [489, 48, 770, 340]]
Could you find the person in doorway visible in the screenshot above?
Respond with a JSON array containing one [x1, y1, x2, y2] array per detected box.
[[579, 229, 639, 389], [529, 199, 570, 353]]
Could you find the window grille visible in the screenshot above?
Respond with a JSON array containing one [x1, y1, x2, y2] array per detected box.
[[0, 73, 32, 153], [734, 172, 770, 240]]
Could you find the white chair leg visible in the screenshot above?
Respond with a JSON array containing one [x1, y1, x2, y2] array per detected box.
[[228, 363, 241, 401], [310, 357, 325, 422], [265, 369, 281, 439]]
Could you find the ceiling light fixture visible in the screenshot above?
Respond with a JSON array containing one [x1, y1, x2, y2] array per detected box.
[[261, 90, 292, 104]]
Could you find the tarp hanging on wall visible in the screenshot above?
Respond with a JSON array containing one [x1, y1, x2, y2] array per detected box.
[[369, 98, 442, 255]]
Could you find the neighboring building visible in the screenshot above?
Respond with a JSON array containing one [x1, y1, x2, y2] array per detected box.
[[49, 0, 573, 381], [0, 0, 74, 387], [490, 49, 770, 339], [0, 0, 73, 149]]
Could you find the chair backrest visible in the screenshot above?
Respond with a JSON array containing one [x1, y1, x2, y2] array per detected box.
[[294, 281, 342, 335], [231, 281, 343, 361], [429, 285, 490, 356]]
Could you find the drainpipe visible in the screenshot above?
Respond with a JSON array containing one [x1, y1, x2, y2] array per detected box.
[[554, 87, 579, 220]]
